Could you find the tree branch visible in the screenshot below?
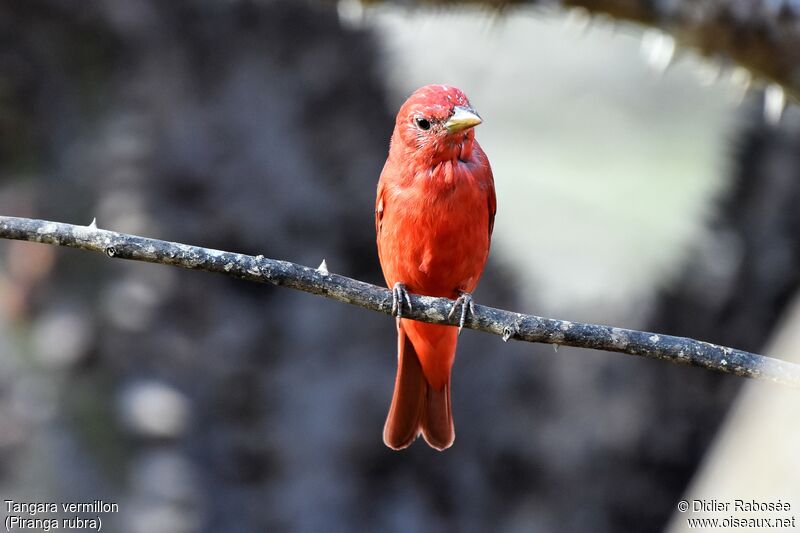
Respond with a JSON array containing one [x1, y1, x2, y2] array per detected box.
[[382, 0, 800, 102], [2, 215, 799, 387], [559, 0, 800, 101]]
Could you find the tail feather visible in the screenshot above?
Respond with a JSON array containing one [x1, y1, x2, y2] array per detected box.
[[383, 323, 454, 451], [383, 326, 426, 449], [420, 382, 454, 450]]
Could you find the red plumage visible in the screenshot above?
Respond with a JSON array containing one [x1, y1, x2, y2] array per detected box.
[[376, 85, 496, 450]]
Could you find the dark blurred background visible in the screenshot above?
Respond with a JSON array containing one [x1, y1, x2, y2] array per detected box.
[[1, 1, 799, 532]]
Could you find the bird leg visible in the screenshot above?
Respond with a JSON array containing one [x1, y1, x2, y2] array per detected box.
[[391, 282, 413, 318], [448, 291, 475, 333]]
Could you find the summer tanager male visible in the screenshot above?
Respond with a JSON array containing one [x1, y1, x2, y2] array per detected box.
[[376, 85, 496, 450]]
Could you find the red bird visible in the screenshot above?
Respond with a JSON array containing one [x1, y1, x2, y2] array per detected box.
[[376, 85, 496, 450]]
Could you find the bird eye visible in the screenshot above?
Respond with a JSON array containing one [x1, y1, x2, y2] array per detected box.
[[415, 117, 431, 131]]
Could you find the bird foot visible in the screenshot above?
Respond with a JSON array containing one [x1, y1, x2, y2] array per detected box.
[[391, 282, 413, 318], [449, 291, 475, 333]]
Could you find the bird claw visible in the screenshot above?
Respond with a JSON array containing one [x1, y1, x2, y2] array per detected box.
[[449, 291, 475, 334], [391, 282, 412, 318]]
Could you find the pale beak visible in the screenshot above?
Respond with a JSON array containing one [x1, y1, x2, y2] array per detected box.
[[445, 106, 482, 134]]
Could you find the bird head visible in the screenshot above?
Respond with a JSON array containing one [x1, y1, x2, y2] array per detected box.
[[392, 84, 482, 165]]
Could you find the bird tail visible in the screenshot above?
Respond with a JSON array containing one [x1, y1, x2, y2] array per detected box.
[[383, 322, 454, 451]]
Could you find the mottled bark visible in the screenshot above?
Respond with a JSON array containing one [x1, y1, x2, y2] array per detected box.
[[2, 215, 799, 387]]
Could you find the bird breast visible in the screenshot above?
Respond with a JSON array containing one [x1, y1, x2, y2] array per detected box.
[[381, 157, 490, 298]]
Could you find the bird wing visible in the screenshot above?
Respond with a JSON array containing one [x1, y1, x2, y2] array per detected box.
[[487, 176, 496, 240], [375, 179, 385, 237], [375, 173, 387, 271]]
